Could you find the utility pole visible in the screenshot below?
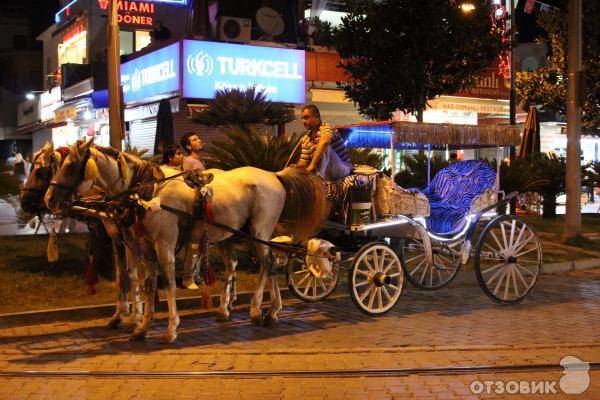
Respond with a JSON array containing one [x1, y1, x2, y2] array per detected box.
[[565, 0, 582, 238], [107, 0, 124, 150]]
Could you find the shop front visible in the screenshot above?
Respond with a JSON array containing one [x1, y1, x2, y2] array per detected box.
[[122, 39, 307, 153], [51, 100, 96, 148], [54, 0, 191, 60]]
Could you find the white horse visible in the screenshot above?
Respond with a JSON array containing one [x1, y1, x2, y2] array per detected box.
[[21, 143, 143, 328], [45, 138, 326, 343]]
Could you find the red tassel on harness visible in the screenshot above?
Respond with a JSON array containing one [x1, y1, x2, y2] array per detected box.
[[84, 255, 98, 296], [134, 215, 145, 238], [201, 288, 213, 309], [205, 200, 214, 225]]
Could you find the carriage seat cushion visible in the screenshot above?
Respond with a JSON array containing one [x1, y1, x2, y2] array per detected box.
[[421, 160, 496, 234]]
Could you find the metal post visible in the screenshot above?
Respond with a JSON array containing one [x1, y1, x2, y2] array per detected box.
[[565, 0, 582, 238], [389, 125, 395, 177], [427, 144, 432, 186], [495, 146, 501, 192]]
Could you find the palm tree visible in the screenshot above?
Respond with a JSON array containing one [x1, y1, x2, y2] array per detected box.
[[531, 153, 566, 219], [203, 127, 301, 172], [191, 87, 295, 131], [394, 153, 452, 189], [348, 148, 386, 170]]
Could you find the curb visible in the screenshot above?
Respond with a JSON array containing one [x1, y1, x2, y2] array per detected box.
[[0, 288, 295, 329], [452, 258, 600, 285], [1, 260, 598, 328]]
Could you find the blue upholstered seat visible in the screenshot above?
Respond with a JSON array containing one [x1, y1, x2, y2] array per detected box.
[[421, 160, 496, 234]]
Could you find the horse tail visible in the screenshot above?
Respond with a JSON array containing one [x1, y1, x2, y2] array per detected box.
[[275, 168, 327, 241]]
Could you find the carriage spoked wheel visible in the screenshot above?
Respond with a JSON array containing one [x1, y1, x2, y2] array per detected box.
[[349, 242, 404, 315], [397, 237, 462, 290], [286, 257, 340, 302], [474, 215, 542, 304]]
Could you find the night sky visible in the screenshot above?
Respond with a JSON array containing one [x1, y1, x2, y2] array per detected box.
[[29, 0, 61, 36], [23, 0, 565, 43]]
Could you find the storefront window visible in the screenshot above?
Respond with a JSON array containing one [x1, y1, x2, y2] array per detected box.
[[58, 31, 87, 65], [120, 31, 134, 55], [135, 31, 152, 51]]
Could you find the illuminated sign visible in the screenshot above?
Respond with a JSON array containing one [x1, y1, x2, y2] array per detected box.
[[56, 0, 187, 26], [121, 42, 180, 104], [182, 40, 305, 103], [54, 106, 78, 122], [41, 87, 64, 122], [62, 18, 87, 43], [97, 0, 155, 26]]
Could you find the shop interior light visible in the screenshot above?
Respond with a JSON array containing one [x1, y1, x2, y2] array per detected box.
[[59, 30, 87, 51], [459, 3, 476, 12], [83, 110, 93, 120]]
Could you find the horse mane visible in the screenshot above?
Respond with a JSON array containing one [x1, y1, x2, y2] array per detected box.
[[275, 168, 327, 241]]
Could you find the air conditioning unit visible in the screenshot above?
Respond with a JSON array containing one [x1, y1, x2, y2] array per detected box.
[[218, 16, 251, 42]]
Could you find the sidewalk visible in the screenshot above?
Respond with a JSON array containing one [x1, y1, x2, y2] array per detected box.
[[2, 260, 598, 328]]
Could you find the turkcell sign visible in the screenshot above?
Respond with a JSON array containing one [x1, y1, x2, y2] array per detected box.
[[121, 42, 180, 104], [182, 40, 305, 103]]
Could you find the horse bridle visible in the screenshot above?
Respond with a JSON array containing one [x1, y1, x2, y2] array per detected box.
[[48, 149, 94, 194], [21, 151, 59, 195]]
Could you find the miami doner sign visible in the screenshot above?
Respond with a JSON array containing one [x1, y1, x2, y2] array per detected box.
[[182, 40, 305, 104]]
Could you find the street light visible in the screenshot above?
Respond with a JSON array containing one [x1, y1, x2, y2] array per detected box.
[[25, 91, 44, 100]]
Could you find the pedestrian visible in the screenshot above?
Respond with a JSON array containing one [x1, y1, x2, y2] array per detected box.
[[161, 144, 184, 169], [13, 152, 28, 190], [5, 152, 16, 172], [295, 104, 353, 181], [180, 132, 206, 172], [179, 133, 207, 290], [585, 161, 597, 203]]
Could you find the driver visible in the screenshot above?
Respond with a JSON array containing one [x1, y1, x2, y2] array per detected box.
[[295, 105, 353, 181]]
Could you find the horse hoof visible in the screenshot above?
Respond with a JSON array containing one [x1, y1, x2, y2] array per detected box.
[[264, 315, 278, 326], [106, 317, 122, 330], [216, 312, 231, 322], [129, 330, 147, 341], [124, 320, 141, 332], [161, 332, 177, 344]]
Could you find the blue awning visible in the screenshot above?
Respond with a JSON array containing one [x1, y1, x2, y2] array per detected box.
[[91, 90, 109, 109]]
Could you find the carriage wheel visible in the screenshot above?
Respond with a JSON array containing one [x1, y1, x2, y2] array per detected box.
[[474, 215, 542, 304], [349, 242, 404, 315], [286, 257, 339, 302], [397, 237, 462, 290]]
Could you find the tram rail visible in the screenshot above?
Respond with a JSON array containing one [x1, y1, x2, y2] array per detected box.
[[1, 362, 598, 379]]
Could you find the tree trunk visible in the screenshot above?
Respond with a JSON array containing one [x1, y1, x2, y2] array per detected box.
[[416, 108, 424, 123], [542, 194, 557, 219]]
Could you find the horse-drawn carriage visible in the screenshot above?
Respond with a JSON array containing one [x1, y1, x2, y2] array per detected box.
[[286, 121, 542, 315], [22, 119, 542, 342]]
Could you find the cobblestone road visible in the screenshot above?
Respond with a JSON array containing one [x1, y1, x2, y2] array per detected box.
[[0, 269, 598, 399]]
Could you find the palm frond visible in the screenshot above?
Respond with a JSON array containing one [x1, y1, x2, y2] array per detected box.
[[191, 87, 295, 130], [203, 127, 301, 172]]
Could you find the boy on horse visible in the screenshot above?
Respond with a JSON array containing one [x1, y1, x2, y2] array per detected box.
[[296, 105, 353, 181]]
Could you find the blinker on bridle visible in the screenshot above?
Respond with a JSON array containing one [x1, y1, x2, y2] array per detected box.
[[49, 149, 95, 193]]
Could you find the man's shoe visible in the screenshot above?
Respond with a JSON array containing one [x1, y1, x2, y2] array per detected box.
[[183, 280, 199, 290]]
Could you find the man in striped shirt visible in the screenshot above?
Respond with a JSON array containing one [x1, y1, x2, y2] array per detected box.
[[296, 105, 353, 181]]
